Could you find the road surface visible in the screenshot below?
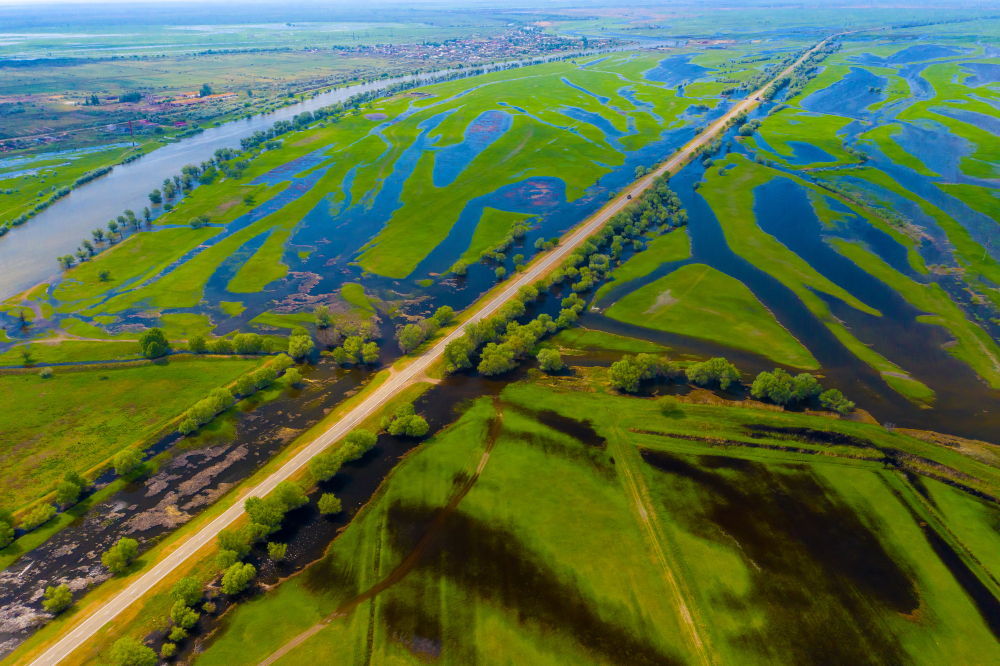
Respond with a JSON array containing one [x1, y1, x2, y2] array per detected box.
[[27, 34, 838, 666]]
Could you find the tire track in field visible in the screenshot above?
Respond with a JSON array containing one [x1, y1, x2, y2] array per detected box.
[[610, 427, 714, 666], [256, 399, 504, 666]]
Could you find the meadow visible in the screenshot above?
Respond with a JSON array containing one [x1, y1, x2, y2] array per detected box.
[[185, 375, 1000, 666], [0, 355, 263, 511]]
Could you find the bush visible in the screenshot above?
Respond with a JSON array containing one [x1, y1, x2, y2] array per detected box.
[[685, 357, 740, 390], [284, 367, 302, 385], [820, 389, 855, 414], [387, 413, 429, 437], [0, 511, 14, 548], [160, 643, 177, 659], [536, 349, 563, 373], [178, 388, 235, 434], [108, 637, 157, 666], [397, 323, 425, 354], [215, 549, 239, 570], [55, 479, 81, 507], [138, 328, 169, 359], [114, 448, 143, 475], [188, 335, 207, 353], [43, 583, 73, 613], [656, 396, 680, 415], [170, 576, 203, 607], [169, 626, 188, 642], [21, 503, 56, 531], [288, 331, 315, 360], [202, 601, 216, 613], [610, 354, 672, 393], [750, 369, 822, 405], [443, 337, 474, 373], [232, 333, 266, 354], [433, 305, 455, 325], [478, 342, 517, 376], [221, 562, 256, 595], [102, 537, 139, 573], [267, 542, 287, 561], [318, 493, 342, 515], [170, 600, 199, 629], [308, 451, 342, 482]]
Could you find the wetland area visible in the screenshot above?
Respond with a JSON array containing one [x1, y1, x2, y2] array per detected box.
[[4, 6, 1000, 665]]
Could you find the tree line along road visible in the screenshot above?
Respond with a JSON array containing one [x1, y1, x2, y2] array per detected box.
[[25, 33, 841, 666]]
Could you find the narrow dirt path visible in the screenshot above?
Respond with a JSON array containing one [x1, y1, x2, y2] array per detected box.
[[256, 399, 504, 666], [609, 426, 714, 666]]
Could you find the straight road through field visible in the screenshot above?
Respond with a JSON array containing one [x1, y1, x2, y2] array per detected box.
[[27, 34, 839, 666]]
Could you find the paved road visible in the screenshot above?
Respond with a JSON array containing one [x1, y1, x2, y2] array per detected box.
[[27, 35, 837, 666]]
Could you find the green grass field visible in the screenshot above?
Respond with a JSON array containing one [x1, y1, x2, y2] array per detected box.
[[606, 263, 819, 369], [593, 228, 690, 302], [0, 355, 263, 511], [189, 376, 1000, 666]]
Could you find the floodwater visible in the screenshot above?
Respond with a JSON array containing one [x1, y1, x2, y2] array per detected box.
[[643, 53, 713, 87]]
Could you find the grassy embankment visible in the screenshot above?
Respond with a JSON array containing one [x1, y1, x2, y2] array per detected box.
[[699, 154, 939, 402], [606, 263, 820, 369], [186, 377, 1000, 666]]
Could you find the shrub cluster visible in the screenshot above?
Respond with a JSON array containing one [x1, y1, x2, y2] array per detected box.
[[750, 368, 821, 405], [101, 536, 139, 573], [686, 357, 741, 390], [381, 403, 429, 437], [397, 306, 455, 354], [178, 388, 235, 435], [609, 354, 674, 393], [308, 429, 378, 482]]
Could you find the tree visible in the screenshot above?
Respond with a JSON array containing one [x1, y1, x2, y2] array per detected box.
[[81, 239, 95, 256], [309, 451, 342, 482], [495, 266, 506, 280], [21, 503, 55, 531], [138, 328, 169, 359], [169, 627, 188, 642], [221, 562, 256, 595], [314, 305, 333, 329], [820, 389, 855, 414], [397, 324, 425, 354], [284, 368, 302, 385], [108, 637, 157, 666], [362, 341, 380, 364], [160, 643, 177, 659], [170, 600, 199, 629], [200, 83, 213, 98], [388, 413, 429, 437], [451, 259, 468, 276], [267, 542, 287, 561], [537, 349, 563, 373], [55, 479, 81, 507], [433, 305, 455, 325], [0, 510, 14, 548], [443, 337, 473, 373], [149, 189, 162, 204], [478, 343, 517, 376], [685, 357, 740, 390], [114, 448, 143, 476], [170, 576, 203, 607], [188, 335, 207, 353], [107, 219, 119, 238], [751, 369, 822, 405], [142, 207, 152, 224], [343, 336, 364, 363], [57, 255, 74, 269], [318, 493, 342, 515], [288, 332, 315, 360], [43, 583, 73, 613], [102, 537, 139, 573], [99, 269, 111, 282], [609, 357, 643, 393]]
